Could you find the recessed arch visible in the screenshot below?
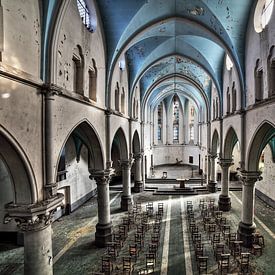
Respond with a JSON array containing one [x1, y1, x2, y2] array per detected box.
[[212, 129, 220, 155], [223, 127, 239, 160], [132, 131, 141, 154], [0, 126, 37, 204], [111, 127, 129, 161], [247, 121, 275, 171], [56, 120, 105, 177]]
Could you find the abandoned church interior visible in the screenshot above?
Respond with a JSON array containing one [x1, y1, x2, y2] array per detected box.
[[1, 0, 275, 274]]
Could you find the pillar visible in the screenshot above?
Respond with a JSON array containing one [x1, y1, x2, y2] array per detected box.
[[208, 154, 217, 193], [44, 85, 61, 198], [121, 159, 133, 210], [4, 195, 63, 275], [90, 169, 114, 247], [238, 170, 261, 247], [218, 158, 233, 211], [133, 153, 143, 193]]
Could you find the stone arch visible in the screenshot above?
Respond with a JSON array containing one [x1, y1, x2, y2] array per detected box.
[[247, 121, 275, 171], [212, 129, 220, 155], [0, 127, 37, 204], [56, 120, 105, 178], [132, 131, 141, 154], [223, 127, 239, 160], [111, 128, 128, 161]]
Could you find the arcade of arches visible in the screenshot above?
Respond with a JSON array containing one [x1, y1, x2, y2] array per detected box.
[[1, 0, 275, 274]]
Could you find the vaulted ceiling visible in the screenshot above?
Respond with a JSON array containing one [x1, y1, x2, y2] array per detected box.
[[43, 0, 255, 116], [96, 0, 254, 114]]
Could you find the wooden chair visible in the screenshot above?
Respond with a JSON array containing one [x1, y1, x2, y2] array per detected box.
[[211, 233, 221, 248], [221, 224, 230, 240], [119, 225, 128, 242], [145, 253, 156, 273], [227, 233, 237, 249], [112, 233, 124, 251], [158, 202, 164, 215], [129, 243, 139, 261], [101, 256, 113, 274], [207, 223, 216, 239], [199, 199, 206, 210], [146, 202, 154, 216], [135, 233, 144, 248], [218, 253, 230, 274], [214, 243, 225, 261], [123, 256, 134, 274], [106, 242, 118, 259], [192, 233, 202, 246], [151, 233, 160, 247], [231, 240, 243, 259], [238, 252, 250, 273], [195, 243, 204, 261], [197, 256, 208, 274], [252, 233, 264, 256], [149, 243, 158, 258], [214, 211, 223, 224]]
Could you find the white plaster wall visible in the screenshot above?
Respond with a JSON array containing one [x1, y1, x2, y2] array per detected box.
[[1, 0, 41, 78], [0, 77, 43, 200], [51, 96, 106, 175], [256, 144, 275, 202], [53, 0, 106, 107], [57, 137, 96, 211], [153, 145, 202, 166]]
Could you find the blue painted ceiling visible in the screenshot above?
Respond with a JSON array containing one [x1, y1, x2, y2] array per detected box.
[[96, 0, 254, 109], [42, 0, 254, 112]]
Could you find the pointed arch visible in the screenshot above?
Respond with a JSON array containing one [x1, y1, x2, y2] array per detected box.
[[132, 131, 141, 154], [223, 127, 239, 159], [111, 127, 128, 161], [247, 121, 275, 171], [56, 120, 105, 177], [0, 126, 37, 204], [212, 129, 220, 155]]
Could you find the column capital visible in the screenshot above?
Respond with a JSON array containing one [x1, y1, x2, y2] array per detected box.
[[3, 194, 63, 232], [239, 170, 262, 186], [134, 152, 143, 160], [105, 108, 114, 116], [120, 159, 134, 169], [210, 153, 218, 160], [43, 83, 62, 97], [89, 168, 115, 185], [218, 158, 233, 168]]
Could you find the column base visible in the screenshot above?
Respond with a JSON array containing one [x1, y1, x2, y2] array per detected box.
[[95, 222, 112, 248], [218, 195, 231, 211], [237, 222, 256, 248], [133, 181, 144, 193], [121, 195, 133, 211], [207, 181, 217, 193]]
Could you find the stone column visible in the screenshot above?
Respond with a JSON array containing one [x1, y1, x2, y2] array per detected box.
[[4, 195, 63, 275], [44, 84, 62, 199], [208, 154, 217, 193], [238, 170, 261, 247], [218, 158, 233, 211], [90, 169, 114, 247], [133, 153, 143, 193], [120, 159, 133, 210]]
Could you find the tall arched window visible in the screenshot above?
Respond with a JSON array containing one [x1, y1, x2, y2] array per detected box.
[[72, 46, 84, 95], [215, 98, 219, 119], [173, 96, 179, 142], [268, 47, 275, 97], [115, 82, 120, 111], [255, 59, 264, 102], [121, 87, 125, 114], [136, 101, 139, 119], [88, 59, 97, 101], [213, 100, 216, 120], [226, 87, 231, 114], [232, 81, 236, 112], [157, 103, 162, 141]]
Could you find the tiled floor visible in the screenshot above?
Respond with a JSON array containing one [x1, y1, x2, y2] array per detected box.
[[0, 188, 275, 274]]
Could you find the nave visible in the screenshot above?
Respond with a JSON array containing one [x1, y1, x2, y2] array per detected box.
[[1, 190, 274, 274]]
